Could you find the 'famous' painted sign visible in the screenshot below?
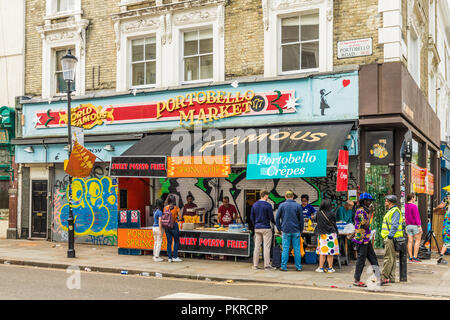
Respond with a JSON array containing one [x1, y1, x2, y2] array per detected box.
[[246, 150, 327, 179]]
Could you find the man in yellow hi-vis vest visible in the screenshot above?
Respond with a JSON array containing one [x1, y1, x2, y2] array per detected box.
[[380, 195, 405, 285]]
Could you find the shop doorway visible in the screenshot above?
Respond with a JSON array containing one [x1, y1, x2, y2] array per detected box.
[[365, 165, 394, 248], [244, 190, 260, 227], [118, 178, 150, 226], [31, 180, 48, 238]]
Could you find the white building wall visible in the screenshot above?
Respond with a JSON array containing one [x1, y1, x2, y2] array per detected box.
[[0, 0, 25, 108], [436, 0, 450, 142]]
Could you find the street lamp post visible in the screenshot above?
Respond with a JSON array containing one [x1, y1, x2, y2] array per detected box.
[[61, 49, 78, 258]]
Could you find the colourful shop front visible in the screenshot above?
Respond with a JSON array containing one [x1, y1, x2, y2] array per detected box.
[[14, 69, 359, 257]]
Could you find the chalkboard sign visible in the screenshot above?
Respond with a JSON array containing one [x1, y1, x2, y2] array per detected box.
[[110, 156, 167, 178]]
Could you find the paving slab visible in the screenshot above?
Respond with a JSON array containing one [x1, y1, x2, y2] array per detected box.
[[0, 239, 448, 299]]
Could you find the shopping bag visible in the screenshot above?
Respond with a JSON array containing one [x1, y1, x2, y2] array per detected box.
[[290, 236, 305, 257]]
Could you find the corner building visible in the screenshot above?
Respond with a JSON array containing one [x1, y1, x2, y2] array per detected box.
[[11, 0, 450, 249]]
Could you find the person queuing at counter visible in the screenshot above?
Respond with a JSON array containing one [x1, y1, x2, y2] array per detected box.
[[314, 199, 339, 273], [182, 194, 198, 220], [163, 195, 183, 263], [337, 200, 355, 224], [276, 191, 304, 272], [250, 190, 276, 271], [218, 196, 238, 227], [152, 199, 165, 262]]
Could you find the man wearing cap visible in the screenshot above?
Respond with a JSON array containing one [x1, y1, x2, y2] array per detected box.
[[275, 191, 304, 271], [380, 195, 404, 284]]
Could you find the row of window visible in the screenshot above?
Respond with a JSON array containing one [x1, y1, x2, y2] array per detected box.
[[54, 14, 319, 94]]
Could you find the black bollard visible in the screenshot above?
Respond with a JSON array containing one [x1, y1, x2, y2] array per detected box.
[[399, 248, 407, 282]]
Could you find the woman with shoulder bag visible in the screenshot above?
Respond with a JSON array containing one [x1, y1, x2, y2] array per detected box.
[[313, 199, 339, 273], [164, 195, 183, 263], [352, 193, 380, 287]]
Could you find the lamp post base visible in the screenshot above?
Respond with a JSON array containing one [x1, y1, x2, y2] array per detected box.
[[67, 249, 76, 258]]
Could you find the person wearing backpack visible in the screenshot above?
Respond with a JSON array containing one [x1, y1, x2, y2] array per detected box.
[[162, 195, 183, 262], [152, 199, 164, 262]]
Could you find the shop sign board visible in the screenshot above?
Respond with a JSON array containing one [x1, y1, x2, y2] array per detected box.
[[23, 71, 359, 138], [336, 150, 349, 192], [110, 156, 167, 178], [411, 164, 427, 194], [33, 90, 296, 129], [177, 230, 250, 257], [246, 150, 327, 180], [117, 228, 251, 257], [337, 38, 373, 59], [64, 140, 96, 178], [167, 156, 231, 178], [426, 172, 434, 195], [366, 131, 394, 165]]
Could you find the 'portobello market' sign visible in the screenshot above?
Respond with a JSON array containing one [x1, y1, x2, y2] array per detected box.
[[33, 90, 299, 129], [246, 150, 327, 180]]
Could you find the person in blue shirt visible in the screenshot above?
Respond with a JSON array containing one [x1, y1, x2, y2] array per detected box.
[[301, 194, 316, 246], [250, 190, 276, 270], [337, 200, 355, 224], [152, 199, 164, 262], [276, 191, 304, 272], [301, 194, 316, 219]]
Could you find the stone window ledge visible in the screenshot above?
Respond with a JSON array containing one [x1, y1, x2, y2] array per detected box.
[[44, 10, 84, 22]]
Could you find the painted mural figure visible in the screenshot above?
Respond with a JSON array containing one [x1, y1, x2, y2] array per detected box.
[[320, 89, 331, 116]]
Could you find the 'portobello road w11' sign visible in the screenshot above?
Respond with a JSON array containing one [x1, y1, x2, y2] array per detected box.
[[33, 89, 300, 129]]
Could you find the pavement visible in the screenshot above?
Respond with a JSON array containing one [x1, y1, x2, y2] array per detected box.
[[0, 239, 449, 299]]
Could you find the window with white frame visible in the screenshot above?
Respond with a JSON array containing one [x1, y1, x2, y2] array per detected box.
[[429, 72, 436, 111], [46, 0, 79, 16], [55, 48, 76, 94], [56, 0, 75, 13], [183, 29, 213, 82], [280, 13, 319, 73], [130, 37, 156, 87], [408, 27, 420, 85]]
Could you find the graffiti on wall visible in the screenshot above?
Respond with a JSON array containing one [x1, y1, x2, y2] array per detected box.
[[157, 166, 358, 225], [307, 166, 359, 210], [158, 169, 322, 224], [52, 165, 118, 245]]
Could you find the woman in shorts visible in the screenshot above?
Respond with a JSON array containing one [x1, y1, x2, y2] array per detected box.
[[405, 193, 422, 262]]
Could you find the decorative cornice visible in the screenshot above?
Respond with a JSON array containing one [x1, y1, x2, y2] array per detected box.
[[271, 0, 326, 11], [37, 18, 89, 55], [173, 8, 217, 26], [111, 0, 228, 22], [37, 18, 89, 40], [121, 17, 160, 33]]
